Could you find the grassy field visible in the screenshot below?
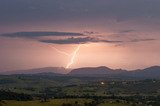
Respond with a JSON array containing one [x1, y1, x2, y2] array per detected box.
[[0, 99, 131, 106], [1, 75, 160, 106], [1, 75, 160, 97]]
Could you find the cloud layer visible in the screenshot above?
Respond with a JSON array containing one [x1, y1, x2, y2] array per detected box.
[[1, 31, 123, 44], [1, 0, 160, 25], [40, 37, 122, 44], [1, 31, 84, 38], [1, 31, 157, 45]]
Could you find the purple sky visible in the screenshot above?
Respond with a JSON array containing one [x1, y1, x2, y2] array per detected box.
[[0, 0, 160, 71]]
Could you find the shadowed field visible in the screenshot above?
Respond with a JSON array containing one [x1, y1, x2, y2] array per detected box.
[[0, 75, 160, 106], [0, 99, 131, 106]]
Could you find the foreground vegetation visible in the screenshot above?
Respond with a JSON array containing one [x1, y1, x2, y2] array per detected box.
[[0, 74, 160, 106], [0, 99, 136, 106]]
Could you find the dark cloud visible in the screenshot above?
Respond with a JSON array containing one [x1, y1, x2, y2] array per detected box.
[[1, 31, 84, 38], [130, 38, 156, 42], [107, 29, 158, 43], [119, 30, 136, 33], [0, 0, 160, 25], [1, 31, 156, 45], [40, 37, 122, 44], [83, 31, 99, 35]]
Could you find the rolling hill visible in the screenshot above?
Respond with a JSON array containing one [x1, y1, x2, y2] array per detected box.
[[0, 66, 160, 78], [69, 66, 160, 78], [0, 67, 68, 75], [68, 66, 126, 76]]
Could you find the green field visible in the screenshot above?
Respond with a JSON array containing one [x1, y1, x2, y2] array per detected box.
[[1, 99, 131, 106], [0, 75, 160, 106]]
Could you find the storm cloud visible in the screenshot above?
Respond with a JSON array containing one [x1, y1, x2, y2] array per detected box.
[[40, 37, 123, 44], [1, 0, 160, 25], [1, 31, 157, 45], [1, 31, 84, 38], [0, 0, 159, 45], [130, 38, 157, 42]]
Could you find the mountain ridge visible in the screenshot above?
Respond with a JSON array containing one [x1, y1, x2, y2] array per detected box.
[[0, 66, 160, 78], [0, 67, 68, 75], [68, 66, 160, 78]]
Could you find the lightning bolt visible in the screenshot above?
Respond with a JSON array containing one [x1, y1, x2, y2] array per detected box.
[[66, 45, 82, 69], [47, 44, 89, 69], [49, 45, 70, 56]]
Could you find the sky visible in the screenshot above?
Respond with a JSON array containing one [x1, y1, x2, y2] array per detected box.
[[0, 0, 160, 71]]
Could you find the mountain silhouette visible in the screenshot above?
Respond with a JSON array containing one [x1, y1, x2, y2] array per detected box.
[[0, 67, 68, 75], [69, 66, 126, 76], [0, 66, 160, 78], [69, 66, 160, 78]]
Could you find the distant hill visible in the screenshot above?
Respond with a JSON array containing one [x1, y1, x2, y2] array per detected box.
[[129, 66, 160, 78], [0, 67, 69, 75], [69, 66, 160, 78], [0, 66, 160, 78], [68, 66, 126, 76]]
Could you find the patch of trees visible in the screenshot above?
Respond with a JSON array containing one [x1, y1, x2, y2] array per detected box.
[[0, 78, 16, 84], [0, 90, 33, 101], [62, 101, 81, 106], [61, 99, 104, 106]]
